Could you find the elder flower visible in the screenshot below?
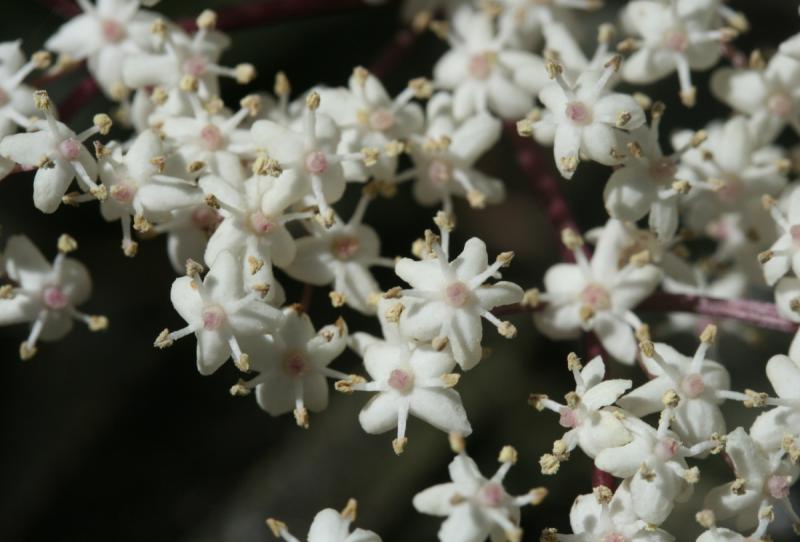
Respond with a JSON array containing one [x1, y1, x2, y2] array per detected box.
[[45, 0, 159, 97], [231, 306, 348, 428], [594, 408, 718, 525], [403, 92, 504, 212], [155, 252, 283, 375], [758, 190, 800, 286], [518, 57, 645, 179], [533, 220, 661, 364], [433, 5, 549, 120], [750, 355, 800, 453], [531, 354, 632, 473], [541, 483, 674, 542], [711, 53, 800, 146], [620, 0, 735, 106], [283, 189, 394, 315], [251, 91, 368, 225], [772, 277, 800, 360], [0, 43, 47, 136], [0, 91, 107, 213], [393, 228, 523, 370], [413, 441, 546, 542], [317, 67, 424, 182], [704, 427, 800, 532], [0, 235, 106, 360], [266, 499, 381, 542], [151, 203, 220, 274], [694, 507, 773, 542], [617, 329, 731, 445], [97, 130, 201, 257], [338, 301, 470, 454]]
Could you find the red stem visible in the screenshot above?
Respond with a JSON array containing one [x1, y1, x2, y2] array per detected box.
[[504, 123, 588, 263], [369, 28, 421, 79]]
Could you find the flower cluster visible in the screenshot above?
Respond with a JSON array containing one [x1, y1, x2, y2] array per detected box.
[[2, 0, 800, 540]]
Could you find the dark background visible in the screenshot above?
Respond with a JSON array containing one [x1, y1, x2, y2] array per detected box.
[[0, 0, 798, 540]]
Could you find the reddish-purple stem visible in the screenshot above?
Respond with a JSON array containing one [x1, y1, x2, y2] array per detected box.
[[504, 123, 588, 263], [591, 467, 616, 490], [369, 28, 420, 79]]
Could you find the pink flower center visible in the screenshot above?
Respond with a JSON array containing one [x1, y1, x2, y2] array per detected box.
[[766, 475, 790, 499], [101, 19, 125, 43], [201, 305, 225, 331], [192, 206, 220, 229], [649, 157, 676, 182], [388, 368, 414, 392], [444, 282, 470, 307], [305, 151, 328, 174], [331, 236, 360, 261], [283, 351, 309, 377], [200, 124, 224, 151], [478, 482, 506, 507], [248, 212, 275, 235], [0, 88, 9, 108], [716, 177, 742, 202], [681, 373, 706, 398], [565, 101, 592, 126], [790, 224, 800, 244], [558, 407, 580, 428], [654, 438, 679, 461], [601, 533, 627, 542], [468, 54, 492, 80], [427, 160, 451, 186], [768, 92, 793, 117], [42, 286, 68, 309], [369, 109, 395, 132], [58, 138, 82, 161], [110, 182, 135, 204], [664, 29, 689, 52], [183, 56, 208, 77], [580, 283, 611, 311]]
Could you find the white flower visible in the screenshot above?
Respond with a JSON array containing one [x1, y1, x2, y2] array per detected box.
[[283, 193, 393, 315], [251, 91, 364, 223], [157, 252, 283, 375], [594, 410, 713, 525], [711, 53, 800, 146], [403, 92, 504, 212], [340, 303, 470, 454], [154, 204, 220, 274], [603, 105, 705, 241], [704, 427, 800, 532], [46, 0, 158, 97], [694, 506, 773, 542], [671, 116, 787, 254], [122, 19, 254, 100], [531, 354, 632, 470], [98, 130, 201, 256], [160, 94, 259, 180], [267, 499, 381, 542], [548, 483, 674, 541], [200, 173, 299, 299], [413, 444, 544, 542], [772, 277, 800, 360], [759, 188, 800, 286], [0, 42, 44, 137], [498, 0, 603, 54], [393, 231, 523, 370], [433, 6, 548, 120], [620, 0, 732, 106], [780, 8, 800, 62], [0, 91, 104, 213], [534, 220, 661, 364], [317, 68, 424, 182], [233, 306, 348, 428], [617, 331, 730, 445], [520, 57, 645, 179], [0, 235, 106, 359], [750, 355, 800, 453]]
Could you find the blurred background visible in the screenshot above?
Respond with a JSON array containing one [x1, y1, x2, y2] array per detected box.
[[0, 0, 799, 540]]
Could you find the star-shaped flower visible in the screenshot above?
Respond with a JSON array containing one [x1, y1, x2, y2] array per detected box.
[[0, 234, 106, 360], [413, 441, 546, 542], [155, 252, 283, 375], [750, 354, 800, 453], [393, 227, 523, 370], [267, 499, 381, 542]]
